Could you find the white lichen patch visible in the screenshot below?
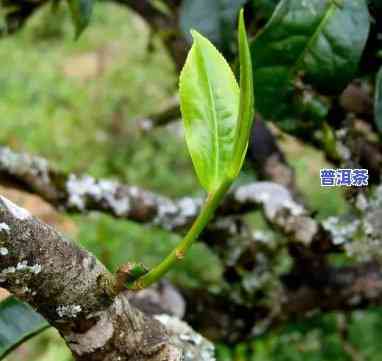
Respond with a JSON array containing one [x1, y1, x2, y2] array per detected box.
[[171, 197, 202, 229], [331, 186, 382, 261], [0, 147, 50, 184], [211, 217, 238, 237], [0, 222, 10, 232], [16, 260, 42, 274], [253, 230, 275, 245], [323, 216, 360, 246], [139, 118, 154, 131], [1, 260, 43, 276], [153, 196, 202, 230], [1, 266, 16, 274], [355, 193, 368, 211], [155, 314, 216, 361], [153, 199, 179, 229], [372, 185, 382, 207], [57, 304, 82, 318], [234, 182, 321, 244], [242, 261, 272, 293], [66, 174, 93, 209], [0, 196, 31, 220], [234, 182, 304, 219], [293, 217, 319, 245], [281, 199, 304, 216], [21, 286, 32, 295], [82, 257, 92, 269], [335, 142, 351, 161], [177, 197, 200, 219], [99, 180, 130, 215], [66, 175, 130, 215], [0, 247, 8, 256]]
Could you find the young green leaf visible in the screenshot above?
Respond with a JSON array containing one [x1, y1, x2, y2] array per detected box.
[[179, 29, 240, 192], [375, 67, 382, 134], [131, 9, 254, 290], [67, 0, 93, 38], [229, 9, 255, 179]]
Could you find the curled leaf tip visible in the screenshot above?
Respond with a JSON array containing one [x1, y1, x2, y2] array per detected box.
[[190, 29, 200, 39], [239, 8, 245, 28]]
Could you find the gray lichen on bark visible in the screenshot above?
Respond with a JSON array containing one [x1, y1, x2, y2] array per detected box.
[[155, 314, 216, 361], [0, 146, 331, 247], [339, 185, 382, 261], [234, 182, 318, 245]]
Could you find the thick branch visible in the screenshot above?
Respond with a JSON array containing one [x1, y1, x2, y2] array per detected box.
[[183, 260, 382, 343], [0, 146, 203, 231], [0, 147, 324, 246], [0, 195, 214, 360], [185, 184, 382, 341]]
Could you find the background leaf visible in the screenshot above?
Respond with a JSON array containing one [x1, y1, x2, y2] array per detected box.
[[67, 0, 93, 37], [180, 0, 246, 54], [179, 31, 240, 192], [251, 0, 370, 119], [369, 0, 382, 10], [0, 297, 49, 359], [375, 66, 382, 133], [251, 0, 280, 19]]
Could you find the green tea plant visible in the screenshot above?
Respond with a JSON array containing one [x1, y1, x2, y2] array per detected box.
[[128, 9, 254, 289], [0, 0, 381, 360]]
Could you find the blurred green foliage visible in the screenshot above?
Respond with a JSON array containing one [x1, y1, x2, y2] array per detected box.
[[0, 0, 223, 292], [0, 1, 198, 196], [180, 0, 246, 56], [1, 2, 381, 361], [217, 309, 382, 361]]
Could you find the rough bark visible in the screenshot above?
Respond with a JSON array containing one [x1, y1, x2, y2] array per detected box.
[[186, 181, 382, 341], [183, 260, 382, 343], [0, 195, 215, 361]]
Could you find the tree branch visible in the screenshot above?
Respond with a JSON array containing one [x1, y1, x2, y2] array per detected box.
[[0, 194, 215, 360], [8, 145, 381, 346], [183, 260, 382, 343], [0, 146, 322, 244]]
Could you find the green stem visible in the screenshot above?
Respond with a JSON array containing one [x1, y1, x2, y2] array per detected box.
[[129, 180, 232, 290]]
